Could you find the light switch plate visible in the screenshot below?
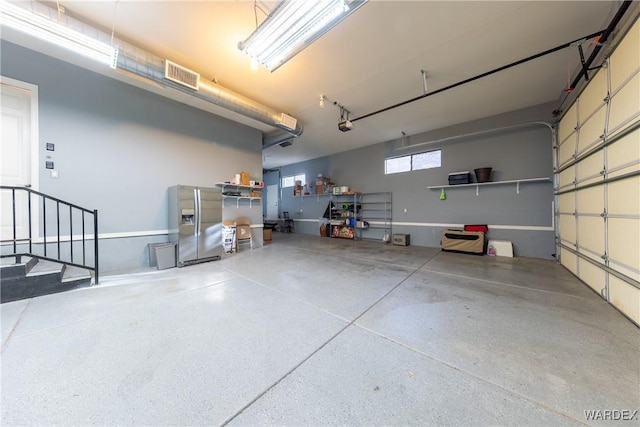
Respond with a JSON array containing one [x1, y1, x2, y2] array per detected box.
[[50, 170, 59, 178], [46, 143, 55, 151], [45, 161, 54, 169]]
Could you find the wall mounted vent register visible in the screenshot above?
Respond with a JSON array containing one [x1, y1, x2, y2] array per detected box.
[[164, 60, 200, 90], [280, 113, 298, 131]]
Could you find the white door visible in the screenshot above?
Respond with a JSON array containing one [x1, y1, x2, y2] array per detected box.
[[266, 184, 279, 219], [1, 81, 34, 241]]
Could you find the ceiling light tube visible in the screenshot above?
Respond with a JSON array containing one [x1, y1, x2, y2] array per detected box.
[[239, 0, 367, 72], [0, 0, 118, 69]]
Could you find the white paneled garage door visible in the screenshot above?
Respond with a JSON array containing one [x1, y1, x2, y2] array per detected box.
[[556, 18, 640, 325]]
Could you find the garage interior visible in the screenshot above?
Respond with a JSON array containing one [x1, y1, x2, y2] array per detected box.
[[1, 1, 639, 425]]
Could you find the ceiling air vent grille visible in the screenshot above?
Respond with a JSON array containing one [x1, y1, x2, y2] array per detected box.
[[164, 60, 200, 90], [280, 113, 298, 130]]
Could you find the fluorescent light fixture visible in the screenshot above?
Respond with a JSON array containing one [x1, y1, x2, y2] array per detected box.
[[0, 0, 118, 69], [239, 0, 367, 72]]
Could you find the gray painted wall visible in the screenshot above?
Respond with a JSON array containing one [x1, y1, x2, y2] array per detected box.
[[278, 103, 557, 259], [2, 41, 264, 272]]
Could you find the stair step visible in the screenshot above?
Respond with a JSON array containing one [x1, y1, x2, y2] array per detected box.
[[27, 259, 65, 278], [1, 261, 92, 303], [0, 256, 39, 279], [61, 265, 92, 287]]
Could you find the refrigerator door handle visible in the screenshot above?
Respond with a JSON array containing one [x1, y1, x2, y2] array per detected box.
[[194, 188, 200, 236]]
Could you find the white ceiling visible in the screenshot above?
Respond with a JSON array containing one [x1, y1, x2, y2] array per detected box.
[[8, 1, 626, 168]]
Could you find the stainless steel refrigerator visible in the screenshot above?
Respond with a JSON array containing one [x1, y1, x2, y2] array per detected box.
[[168, 185, 223, 266]]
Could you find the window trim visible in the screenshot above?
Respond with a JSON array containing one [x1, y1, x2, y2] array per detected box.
[[281, 173, 306, 187], [385, 149, 441, 175]]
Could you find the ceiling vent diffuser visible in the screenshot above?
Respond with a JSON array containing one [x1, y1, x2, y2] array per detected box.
[[164, 60, 200, 90], [280, 113, 298, 130]]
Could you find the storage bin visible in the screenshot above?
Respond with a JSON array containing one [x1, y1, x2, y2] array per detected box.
[[441, 229, 484, 255], [448, 171, 471, 185], [148, 243, 176, 270], [464, 224, 488, 233]]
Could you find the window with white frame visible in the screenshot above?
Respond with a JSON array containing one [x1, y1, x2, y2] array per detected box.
[[385, 156, 411, 174], [385, 149, 441, 175], [282, 174, 306, 187], [412, 150, 441, 170]]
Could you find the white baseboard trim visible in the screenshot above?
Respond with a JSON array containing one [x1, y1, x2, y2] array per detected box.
[[391, 222, 553, 231], [2, 225, 266, 246], [294, 219, 552, 232], [3, 222, 550, 246]]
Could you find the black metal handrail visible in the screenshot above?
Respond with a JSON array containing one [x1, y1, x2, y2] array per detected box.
[[0, 186, 99, 284]]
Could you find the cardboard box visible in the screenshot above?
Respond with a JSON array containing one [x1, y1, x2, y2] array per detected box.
[[316, 176, 330, 185], [263, 229, 272, 241], [222, 223, 236, 253], [316, 185, 323, 194], [250, 190, 261, 198], [236, 224, 251, 239], [240, 171, 250, 186]]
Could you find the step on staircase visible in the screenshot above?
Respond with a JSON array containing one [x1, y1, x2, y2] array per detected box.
[[1, 257, 93, 303]]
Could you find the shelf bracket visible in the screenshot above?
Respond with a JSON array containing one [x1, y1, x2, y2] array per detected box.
[[517, 182, 520, 194], [476, 185, 479, 196]]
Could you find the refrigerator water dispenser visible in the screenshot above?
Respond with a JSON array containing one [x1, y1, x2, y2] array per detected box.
[[181, 209, 195, 224]]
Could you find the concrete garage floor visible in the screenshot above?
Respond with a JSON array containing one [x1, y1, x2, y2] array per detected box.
[[2, 234, 638, 426]]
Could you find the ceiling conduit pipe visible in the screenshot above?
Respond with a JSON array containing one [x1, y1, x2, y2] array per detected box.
[[393, 121, 554, 151], [353, 0, 632, 125], [16, 1, 303, 145], [350, 29, 606, 125]]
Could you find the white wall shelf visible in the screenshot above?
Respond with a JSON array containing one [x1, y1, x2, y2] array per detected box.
[[215, 182, 264, 190], [427, 177, 551, 196], [293, 193, 331, 203], [215, 182, 263, 208]]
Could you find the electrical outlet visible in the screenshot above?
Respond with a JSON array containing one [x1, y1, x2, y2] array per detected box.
[[50, 170, 59, 179], [45, 161, 54, 169], [403, 208, 407, 213]]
